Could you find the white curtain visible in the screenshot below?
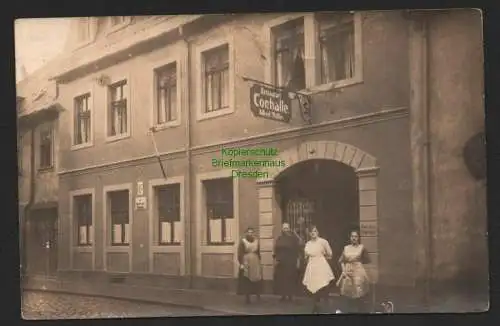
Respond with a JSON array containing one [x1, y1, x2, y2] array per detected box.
[[209, 219, 222, 243]]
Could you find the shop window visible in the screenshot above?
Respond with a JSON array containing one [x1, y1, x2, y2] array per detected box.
[[204, 178, 234, 245], [318, 12, 356, 84], [154, 63, 177, 125], [109, 190, 130, 246], [203, 45, 230, 113], [74, 93, 91, 145], [108, 80, 128, 137], [156, 184, 181, 245], [273, 18, 306, 91], [39, 125, 53, 170], [74, 194, 93, 246]]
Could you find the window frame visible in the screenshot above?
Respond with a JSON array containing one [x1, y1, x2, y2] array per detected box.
[[194, 35, 235, 121], [195, 170, 240, 277], [263, 12, 363, 94], [148, 176, 186, 275], [204, 178, 235, 246], [156, 183, 182, 246], [150, 54, 182, 130], [71, 89, 94, 150], [105, 74, 131, 143], [38, 123, 54, 171], [102, 183, 133, 272], [69, 188, 96, 270], [74, 194, 93, 247], [108, 189, 131, 247]]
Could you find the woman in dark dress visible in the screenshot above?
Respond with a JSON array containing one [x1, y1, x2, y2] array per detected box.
[[273, 222, 301, 301], [237, 227, 263, 304]]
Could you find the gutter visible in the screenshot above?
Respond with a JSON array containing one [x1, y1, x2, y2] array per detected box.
[[422, 18, 434, 306]]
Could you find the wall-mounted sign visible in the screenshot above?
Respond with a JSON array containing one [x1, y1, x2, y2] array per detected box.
[[250, 84, 292, 123], [135, 196, 147, 210], [360, 221, 378, 237], [137, 181, 144, 196]]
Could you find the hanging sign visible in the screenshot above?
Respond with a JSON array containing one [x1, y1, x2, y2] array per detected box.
[[250, 84, 292, 123]]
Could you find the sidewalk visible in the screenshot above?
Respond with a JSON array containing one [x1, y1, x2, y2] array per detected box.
[[22, 275, 489, 315], [23, 275, 335, 315]]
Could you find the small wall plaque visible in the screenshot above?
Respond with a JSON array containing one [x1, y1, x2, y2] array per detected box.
[[135, 196, 147, 210]]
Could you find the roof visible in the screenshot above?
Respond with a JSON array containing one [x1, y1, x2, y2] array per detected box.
[[16, 54, 64, 122]]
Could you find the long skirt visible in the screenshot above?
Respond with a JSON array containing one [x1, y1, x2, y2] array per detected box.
[[273, 261, 298, 296], [237, 269, 262, 295], [237, 253, 262, 295], [339, 262, 370, 299]]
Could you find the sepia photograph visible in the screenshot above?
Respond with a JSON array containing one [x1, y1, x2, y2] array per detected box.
[[15, 9, 488, 319]]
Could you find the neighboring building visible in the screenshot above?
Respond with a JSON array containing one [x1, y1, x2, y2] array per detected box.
[[17, 58, 64, 277], [20, 10, 486, 306]]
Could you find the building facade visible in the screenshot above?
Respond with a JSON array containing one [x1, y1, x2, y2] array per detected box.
[[19, 10, 487, 303], [17, 58, 63, 277]]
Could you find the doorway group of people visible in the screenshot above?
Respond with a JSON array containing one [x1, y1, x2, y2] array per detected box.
[[236, 223, 371, 314]]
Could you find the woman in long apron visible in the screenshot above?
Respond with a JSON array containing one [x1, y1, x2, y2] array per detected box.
[[337, 230, 371, 313], [237, 227, 263, 304], [302, 226, 335, 313]]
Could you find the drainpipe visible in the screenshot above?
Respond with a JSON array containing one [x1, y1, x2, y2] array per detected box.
[[422, 17, 434, 308], [180, 27, 194, 288], [22, 127, 36, 282], [409, 11, 433, 311]]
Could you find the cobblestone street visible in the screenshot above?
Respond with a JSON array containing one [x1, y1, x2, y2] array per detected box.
[[21, 291, 219, 319]]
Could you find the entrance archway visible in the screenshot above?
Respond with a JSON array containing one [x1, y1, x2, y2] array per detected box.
[[256, 140, 379, 286]]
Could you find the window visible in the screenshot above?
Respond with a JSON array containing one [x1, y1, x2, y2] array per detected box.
[[74, 93, 91, 145], [273, 18, 305, 91], [203, 45, 229, 113], [155, 63, 177, 125], [109, 190, 130, 246], [205, 178, 234, 245], [108, 81, 128, 137], [318, 13, 356, 84], [39, 126, 53, 169], [156, 184, 181, 245], [75, 194, 93, 246], [77, 18, 91, 43]]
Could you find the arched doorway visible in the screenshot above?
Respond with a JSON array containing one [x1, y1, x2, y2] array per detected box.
[[256, 140, 380, 287], [275, 159, 359, 273]]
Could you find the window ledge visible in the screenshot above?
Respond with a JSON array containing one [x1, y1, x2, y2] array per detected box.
[[71, 142, 94, 151], [151, 245, 183, 253], [106, 246, 130, 252], [303, 77, 363, 95], [105, 133, 131, 144], [196, 108, 234, 122], [153, 120, 181, 131], [73, 246, 93, 253]]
